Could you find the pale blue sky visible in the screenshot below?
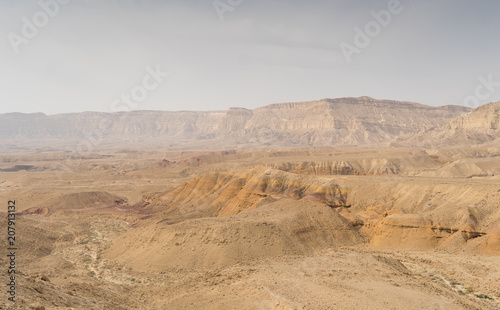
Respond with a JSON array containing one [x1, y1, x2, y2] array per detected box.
[[1, 0, 499, 114]]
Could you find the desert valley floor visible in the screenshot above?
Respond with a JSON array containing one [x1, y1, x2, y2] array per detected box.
[[0, 146, 499, 310]]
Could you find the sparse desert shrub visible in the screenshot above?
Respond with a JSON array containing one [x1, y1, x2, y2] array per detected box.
[[466, 287, 474, 293], [475, 294, 493, 300]]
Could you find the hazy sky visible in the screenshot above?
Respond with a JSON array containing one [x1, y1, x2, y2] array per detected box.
[[1, 0, 499, 114]]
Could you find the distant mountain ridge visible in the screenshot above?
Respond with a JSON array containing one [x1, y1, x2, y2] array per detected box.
[[394, 101, 500, 147], [0, 97, 470, 151]]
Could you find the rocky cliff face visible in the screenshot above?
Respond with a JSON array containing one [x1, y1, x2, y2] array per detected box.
[[447, 101, 500, 132], [395, 101, 500, 147], [268, 159, 401, 176], [0, 97, 469, 150]]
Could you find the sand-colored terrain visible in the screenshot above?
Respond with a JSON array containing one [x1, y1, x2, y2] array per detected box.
[[0, 98, 499, 309], [0, 145, 499, 309]]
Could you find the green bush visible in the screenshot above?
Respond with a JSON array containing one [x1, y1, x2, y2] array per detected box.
[[475, 294, 494, 300]]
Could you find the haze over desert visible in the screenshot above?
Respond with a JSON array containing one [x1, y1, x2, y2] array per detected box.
[[1, 1, 500, 309]]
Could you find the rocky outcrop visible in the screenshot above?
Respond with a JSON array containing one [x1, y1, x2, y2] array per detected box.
[[447, 101, 500, 132], [370, 214, 489, 251], [269, 159, 401, 175], [145, 168, 350, 219], [395, 101, 500, 147]]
